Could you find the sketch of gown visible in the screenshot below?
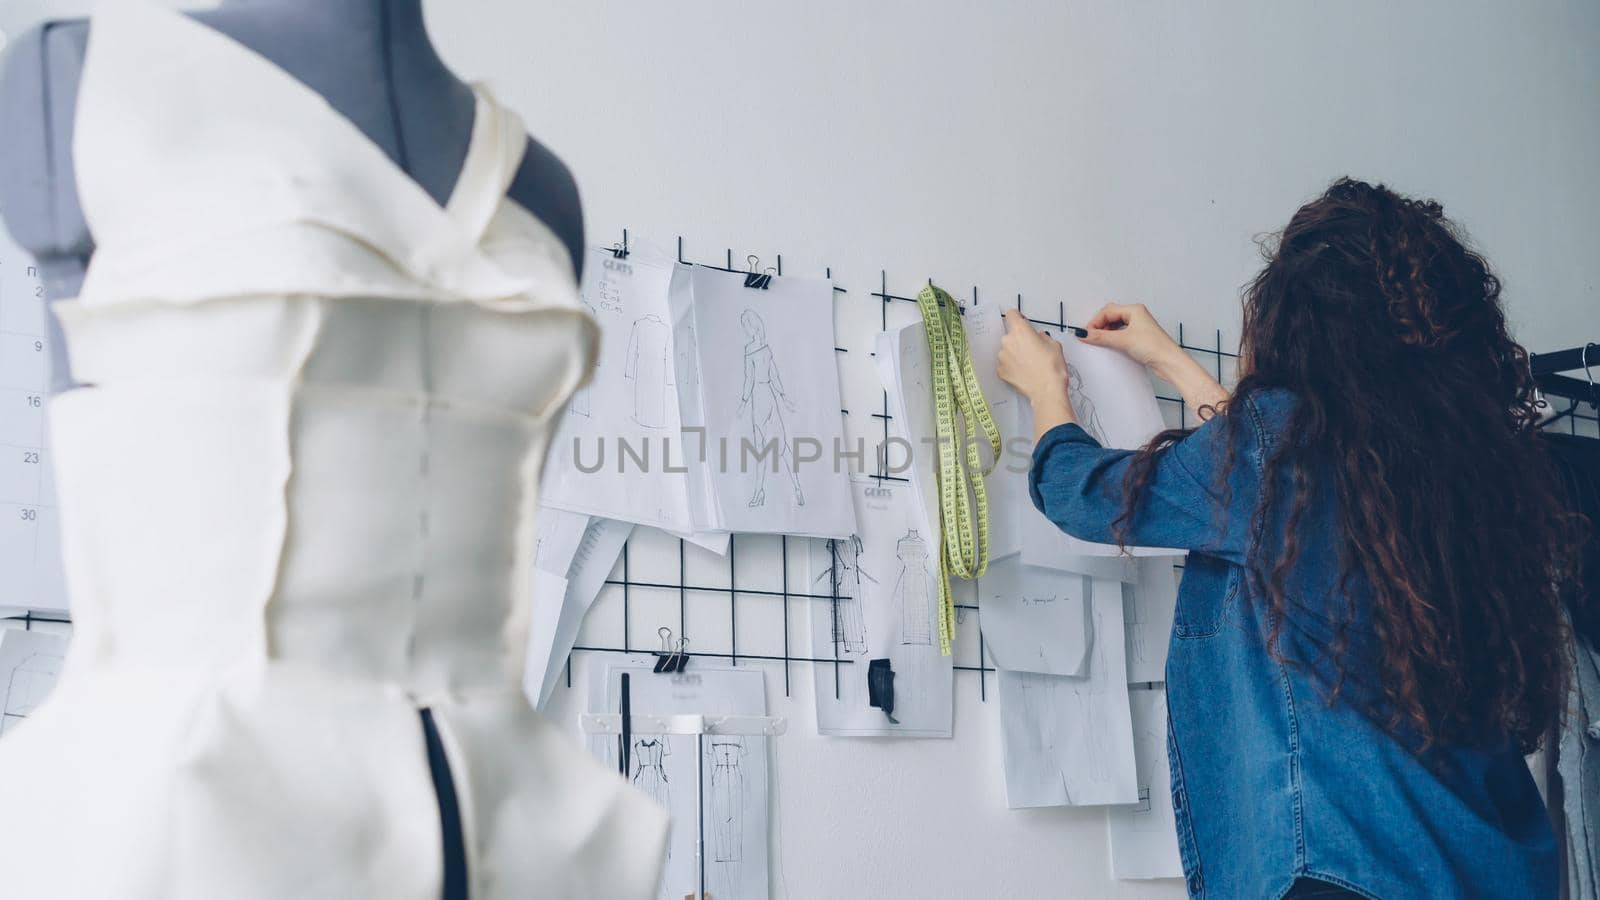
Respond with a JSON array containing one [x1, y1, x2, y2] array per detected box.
[[631, 738, 671, 863], [1067, 363, 1106, 444], [816, 536, 872, 655], [894, 529, 933, 646], [707, 739, 746, 862], [737, 310, 804, 508], [625, 314, 672, 428]]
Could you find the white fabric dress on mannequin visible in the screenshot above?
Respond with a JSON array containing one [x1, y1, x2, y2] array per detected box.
[[0, 3, 668, 898]]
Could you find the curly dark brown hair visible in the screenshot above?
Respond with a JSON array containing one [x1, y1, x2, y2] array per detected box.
[[1121, 177, 1579, 753]]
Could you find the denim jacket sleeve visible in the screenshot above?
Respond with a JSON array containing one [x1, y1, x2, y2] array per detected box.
[[1026, 396, 1273, 565]]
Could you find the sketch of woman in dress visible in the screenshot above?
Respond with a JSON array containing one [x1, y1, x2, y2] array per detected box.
[[814, 536, 873, 655], [736, 309, 804, 508], [894, 529, 933, 645], [1067, 362, 1106, 444]]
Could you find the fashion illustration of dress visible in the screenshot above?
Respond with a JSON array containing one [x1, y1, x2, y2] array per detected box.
[[0, 4, 667, 899], [624, 314, 671, 428], [895, 529, 933, 645], [816, 536, 871, 655], [708, 739, 747, 862], [738, 310, 804, 508]]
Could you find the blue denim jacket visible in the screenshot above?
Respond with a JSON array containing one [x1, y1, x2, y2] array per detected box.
[[1028, 389, 1557, 899]]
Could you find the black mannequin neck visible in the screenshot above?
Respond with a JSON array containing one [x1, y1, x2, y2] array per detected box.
[[215, 0, 452, 81]]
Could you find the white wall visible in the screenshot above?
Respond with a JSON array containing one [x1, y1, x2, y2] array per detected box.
[[423, 2, 1600, 898]]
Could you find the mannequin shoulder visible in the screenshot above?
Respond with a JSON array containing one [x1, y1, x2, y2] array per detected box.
[[507, 134, 585, 281], [0, 19, 92, 257]]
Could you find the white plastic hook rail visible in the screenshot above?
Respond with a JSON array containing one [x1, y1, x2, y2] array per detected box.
[[579, 713, 788, 737]]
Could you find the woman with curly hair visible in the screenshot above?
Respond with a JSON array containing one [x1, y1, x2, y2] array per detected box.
[[998, 178, 1577, 899]]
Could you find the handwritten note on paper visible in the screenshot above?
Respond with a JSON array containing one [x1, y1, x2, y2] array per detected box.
[[0, 231, 68, 613], [978, 557, 1091, 677]]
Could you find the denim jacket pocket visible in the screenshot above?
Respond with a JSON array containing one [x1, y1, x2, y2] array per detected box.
[[1173, 559, 1239, 639]]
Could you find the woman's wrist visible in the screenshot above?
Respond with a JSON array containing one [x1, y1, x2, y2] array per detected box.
[[1152, 350, 1229, 418], [1029, 391, 1076, 443]]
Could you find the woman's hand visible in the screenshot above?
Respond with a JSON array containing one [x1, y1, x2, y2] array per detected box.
[[998, 310, 1077, 441], [1083, 302, 1230, 418], [1081, 303, 1185, 373]]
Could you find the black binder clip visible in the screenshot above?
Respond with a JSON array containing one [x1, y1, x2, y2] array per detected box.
[[743, 254, 774, 290], [610, 228, 631, 260], [652, 626, 690, 673]]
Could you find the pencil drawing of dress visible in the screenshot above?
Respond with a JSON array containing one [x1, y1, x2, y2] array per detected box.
[[895, 529, 933, 645], [624, 314, 672, 428]]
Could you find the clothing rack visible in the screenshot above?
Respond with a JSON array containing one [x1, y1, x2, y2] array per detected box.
[[1532, 343, 1599, 433]]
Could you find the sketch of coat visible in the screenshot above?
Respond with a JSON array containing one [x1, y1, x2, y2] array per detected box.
[[895, 530, 933, 645], [625, 315, 672, 428]]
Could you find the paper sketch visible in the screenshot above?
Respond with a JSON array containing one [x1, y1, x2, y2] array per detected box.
[[523, 513, 634, 710], [587, 663, 769, 900], [632, 736, 672, 814], [0, 628, 67, 736], [625, 314, 673, 428], [809, 475, 952, 738], [541, 248, 712, 540], [876, 308, 1020, 563], [978, 557, 1091, 677], [1067, 362, 1107, 444], [894, 529, 934, 646], [737, 309, 804, 508], [1124, 557, 1181, 684], [1019, 334, 1182, 561], [0, 231, 69, 613], [998, 577, 1137, 807], [814, 535, 872, 655], [681, 266, 855, 539], [1106, 688, 1183, 880]]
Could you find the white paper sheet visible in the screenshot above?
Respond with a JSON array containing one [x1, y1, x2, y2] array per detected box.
[[524, 514, 634, 710], [1019, 335, 1181, 561], [978, 557, 1091, 677], [874, 308, 1023, 562], [809, 474, 953, 737], [541, 248, 724, 548], [589, 663, 770, 900], [1107, 687, 1184, 880], [998, 577, 1138, 807], [0, 233, 68, 612], [682, 266, 855, 539], [1124, 557, 1181, 684], [0, 627, 67, 735]]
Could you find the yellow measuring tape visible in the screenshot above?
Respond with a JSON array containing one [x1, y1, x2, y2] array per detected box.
[[915, 284, 1002, 655]]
